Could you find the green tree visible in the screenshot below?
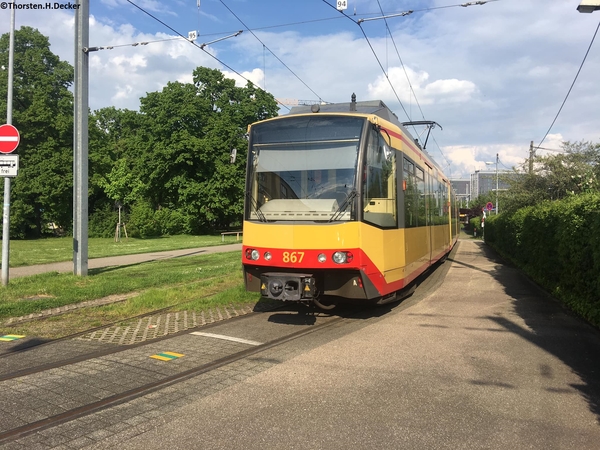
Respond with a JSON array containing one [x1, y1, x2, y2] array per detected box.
[[88, 107, 145, 236], [131, 67, 278, 232], [501, 141, 599, 214], [0, 27, 73, 238]]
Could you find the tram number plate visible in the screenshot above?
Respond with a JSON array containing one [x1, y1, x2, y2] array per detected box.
[[282, 251, 304, 263]]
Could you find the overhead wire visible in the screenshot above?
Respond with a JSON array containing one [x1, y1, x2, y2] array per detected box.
[[375, 0, 425, 120], [322, 0, 457, 172], [499, 160, 512, 171], [218, 0, 325, 103], [537, 19, 600, 149], [124, 0, 290, 111], [374, 0, 451, 172], [188, 3, 499, 40], [123, 0, 503, 169], [320, 1, 413, 123]]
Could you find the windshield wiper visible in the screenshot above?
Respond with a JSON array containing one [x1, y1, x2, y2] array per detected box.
[[245, 191, 267, 222], [329, 189, 357, 222]]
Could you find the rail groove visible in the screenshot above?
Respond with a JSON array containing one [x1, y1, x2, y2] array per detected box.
[[0, 314, 345, 445]]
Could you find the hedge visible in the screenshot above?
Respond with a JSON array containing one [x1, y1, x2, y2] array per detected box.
[[484, 193, 600, 328]]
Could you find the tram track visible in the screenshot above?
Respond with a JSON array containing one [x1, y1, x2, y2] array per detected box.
[[0, 249, 457, 446], [0, 303, 277, 382], [0, 308, 349, 445]]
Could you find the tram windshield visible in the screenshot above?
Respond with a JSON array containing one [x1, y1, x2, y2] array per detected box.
[[247, 116, 364, 222]]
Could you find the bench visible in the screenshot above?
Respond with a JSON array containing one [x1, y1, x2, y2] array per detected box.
[[221, 231, 243, 242]]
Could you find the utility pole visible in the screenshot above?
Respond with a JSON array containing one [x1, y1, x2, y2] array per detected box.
[[529, 140, 534, 174], [73, 0, 89, 276], [495, 153, 499, 215]]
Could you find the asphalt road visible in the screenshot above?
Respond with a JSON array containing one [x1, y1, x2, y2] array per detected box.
[[86, 238, 600, 450]]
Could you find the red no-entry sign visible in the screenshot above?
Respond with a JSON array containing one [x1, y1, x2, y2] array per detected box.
[[0, 124, 20, 154]]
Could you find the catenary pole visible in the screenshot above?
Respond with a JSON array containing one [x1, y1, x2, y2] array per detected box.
[[1, 4, 16, 286], [73, 0, 89, 276]]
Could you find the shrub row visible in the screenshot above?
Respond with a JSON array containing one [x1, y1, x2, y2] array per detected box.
[[484, 193, 600, 328]]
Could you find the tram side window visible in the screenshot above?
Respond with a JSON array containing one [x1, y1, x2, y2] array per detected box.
[[403, 158, 417, 228], [364, 132, 397, 228], [430, 179, 440, 225], [442, 181, 449, 224], [437, 180, 445, 225], [426, 172, 436, 226], [416, 167, 426, 226]]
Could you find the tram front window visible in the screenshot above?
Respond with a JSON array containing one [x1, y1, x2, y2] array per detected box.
[[247, 116, 364, 222]]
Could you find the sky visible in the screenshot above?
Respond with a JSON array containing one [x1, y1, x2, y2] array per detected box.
[[1, 0, 599, 179]]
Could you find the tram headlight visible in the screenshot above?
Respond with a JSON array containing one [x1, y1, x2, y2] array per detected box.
[[332, 251, 353, 264], [245, 248, 260, 261], [332, 251, 347, 264], [264, 251, 272, 261], [318, 253, 327, 263]]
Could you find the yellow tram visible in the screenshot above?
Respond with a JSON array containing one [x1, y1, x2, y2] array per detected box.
[[242, 98, 459, 307]]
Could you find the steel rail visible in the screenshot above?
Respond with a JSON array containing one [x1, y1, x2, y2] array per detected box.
[[0, 313, 347, 445], [0, 306, 270, 381], [0, 247, 458, 444]]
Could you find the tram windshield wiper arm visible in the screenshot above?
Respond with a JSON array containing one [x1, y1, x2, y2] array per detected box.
[[329, 189, 357, 222], [246, 191, 267, 222]]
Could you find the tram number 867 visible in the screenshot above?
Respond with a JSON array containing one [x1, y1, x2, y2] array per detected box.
[[283, 251, 304, 263]]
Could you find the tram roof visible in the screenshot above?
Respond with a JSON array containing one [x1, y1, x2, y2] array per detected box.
[[289, 100, 404, 129]]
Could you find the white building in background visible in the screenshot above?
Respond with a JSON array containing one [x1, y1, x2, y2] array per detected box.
[[470, 170, 515, 200]]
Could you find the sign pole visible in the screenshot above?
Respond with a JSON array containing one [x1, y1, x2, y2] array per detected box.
[[1, 5, 16, 287]]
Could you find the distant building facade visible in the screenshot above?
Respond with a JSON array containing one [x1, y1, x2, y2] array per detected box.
[[450, 179, 470, 205], [470, 170, 513, 199]]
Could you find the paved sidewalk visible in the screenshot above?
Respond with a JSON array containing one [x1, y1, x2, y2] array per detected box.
[[83, 238, 600, 450], [7, 243, 243, 280]]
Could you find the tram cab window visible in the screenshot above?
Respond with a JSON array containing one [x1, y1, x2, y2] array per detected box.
[[363, 131, 397, 228], [247, 116, 364, 222]]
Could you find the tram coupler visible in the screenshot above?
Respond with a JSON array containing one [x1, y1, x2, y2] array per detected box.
[[260, 272, 316, 301]]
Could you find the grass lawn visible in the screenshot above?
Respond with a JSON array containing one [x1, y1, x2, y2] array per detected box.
[[7, 234, 242, 267], [0, 249, 263, 338]]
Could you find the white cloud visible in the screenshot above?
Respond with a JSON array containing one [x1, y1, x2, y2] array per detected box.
[[367, 67, 478, 106], [424, 79, 478, 104], [222, 68, 265, 88], [1, 0, 599, 177]]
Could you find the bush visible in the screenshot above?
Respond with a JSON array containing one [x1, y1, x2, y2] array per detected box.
[[89, 203, 119, 238], [470, 216, 482, 236], [485, 193, 600, 328], [154, 208, 191, 236], [127, 201, 161, 238]]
